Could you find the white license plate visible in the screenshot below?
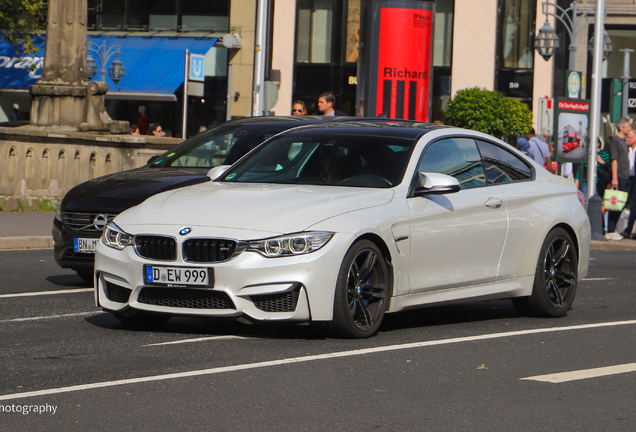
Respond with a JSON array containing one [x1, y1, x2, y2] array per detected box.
[[144, 265, 211, 287], [74, 238, 99, 253]]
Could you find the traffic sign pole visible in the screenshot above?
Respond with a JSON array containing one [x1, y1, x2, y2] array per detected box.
[[182, 49, 189, 139]]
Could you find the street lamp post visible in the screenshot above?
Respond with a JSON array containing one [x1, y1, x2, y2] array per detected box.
[[534, 0, 612, 68], [87, 41, 125, 84], [587, 0, 607, 240], [534, 0, 611, 241]]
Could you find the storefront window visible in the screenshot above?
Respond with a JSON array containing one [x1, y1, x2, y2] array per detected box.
[[296, 0, 334, 63], [496, 0, 536, 69], [434, 0, 453, 67], [604, 28, 636, 79], [90, 0, 229, 31]]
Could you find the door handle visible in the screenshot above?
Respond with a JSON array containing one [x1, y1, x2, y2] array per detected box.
[[485, 197, 502, 209]]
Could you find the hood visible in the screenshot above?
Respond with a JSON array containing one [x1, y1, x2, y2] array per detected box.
[[116, 182, 394, 236], [62, 167, 209, 213]]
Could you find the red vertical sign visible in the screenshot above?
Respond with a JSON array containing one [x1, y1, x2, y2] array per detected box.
[[376, 8, 432, 121]]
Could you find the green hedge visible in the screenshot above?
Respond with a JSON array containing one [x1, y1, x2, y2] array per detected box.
[[443, 87, 533, 141]]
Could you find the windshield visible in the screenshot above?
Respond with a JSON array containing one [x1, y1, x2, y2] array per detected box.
[[150, 123, 290, 168], [221, 131, 417, 188]]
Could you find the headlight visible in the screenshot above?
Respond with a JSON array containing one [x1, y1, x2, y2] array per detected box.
[[55, 203, 62, 222], [247, 232, 333, 258], [102, 222, 134, 250]]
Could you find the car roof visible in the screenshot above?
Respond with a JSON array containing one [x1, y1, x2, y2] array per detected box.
[[273, 119, 449, 139]]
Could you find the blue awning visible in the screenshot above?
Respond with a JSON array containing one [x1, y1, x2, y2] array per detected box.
[[87, 35, 217, 100], [0, 35, 217, 101]]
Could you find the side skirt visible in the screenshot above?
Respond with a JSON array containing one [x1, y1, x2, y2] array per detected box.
[[387, 275, 534, 313]]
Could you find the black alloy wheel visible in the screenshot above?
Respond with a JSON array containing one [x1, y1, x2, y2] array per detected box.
[[332, 240, 389, 338], [513, 227, 578, 317]]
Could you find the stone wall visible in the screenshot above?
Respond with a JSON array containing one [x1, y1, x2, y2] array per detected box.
[[0, 126, 182, 210]]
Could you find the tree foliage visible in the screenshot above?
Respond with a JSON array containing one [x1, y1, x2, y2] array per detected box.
[[0, 0, 47, 56], [443, 87, 533, 140]]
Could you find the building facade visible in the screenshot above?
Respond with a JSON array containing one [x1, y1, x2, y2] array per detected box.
[[2, 0, 636, 132]]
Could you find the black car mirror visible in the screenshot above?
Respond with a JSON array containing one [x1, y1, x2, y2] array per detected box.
[[413, 172, 461, 196], [146, 155, 160, 165]]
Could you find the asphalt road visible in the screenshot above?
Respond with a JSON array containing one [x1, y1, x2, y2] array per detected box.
[[1, 249, 635, 431]]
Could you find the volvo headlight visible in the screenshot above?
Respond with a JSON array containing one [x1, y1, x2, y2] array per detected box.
[[247, 232, 333, 258], [102, 222, 134, 250]]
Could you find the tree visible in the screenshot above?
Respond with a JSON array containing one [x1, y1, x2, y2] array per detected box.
[[443, 87, 533, 141], [0, 0, 46, 56]]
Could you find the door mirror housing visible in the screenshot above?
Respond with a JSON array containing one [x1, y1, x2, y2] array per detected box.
[[413, 172, 461, 196], [207, 165, 231, 181]]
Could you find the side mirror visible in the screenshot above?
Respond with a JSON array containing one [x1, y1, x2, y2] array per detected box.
[[147, 155, 160, 165], [413, 172, 461, 196], [207, 165, 231, 181]]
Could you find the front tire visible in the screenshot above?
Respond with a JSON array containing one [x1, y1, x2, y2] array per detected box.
[[513, 227, 578, 317], [332, 240, 390, 338]]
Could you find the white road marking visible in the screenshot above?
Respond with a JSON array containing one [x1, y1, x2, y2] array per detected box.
[[1, 319, 636, 401], [0, 311, 102, 324], [581, 278, 614, 281], [0, 288, 93, 298], [522, 362, 636, 383], [144, 335, 247, 347]]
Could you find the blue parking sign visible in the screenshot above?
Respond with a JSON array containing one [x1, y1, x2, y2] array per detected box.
[[189, 54, 205, 82]]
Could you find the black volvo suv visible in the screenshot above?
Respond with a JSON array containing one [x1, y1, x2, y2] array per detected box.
[[53, 115, 367, 281]]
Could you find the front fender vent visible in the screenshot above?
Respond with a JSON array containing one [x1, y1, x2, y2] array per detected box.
[[251, 286, 301, 313]]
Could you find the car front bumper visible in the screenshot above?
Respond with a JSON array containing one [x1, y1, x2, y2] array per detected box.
[[94, 232, 353, 323], [53, 217, 100, 273]]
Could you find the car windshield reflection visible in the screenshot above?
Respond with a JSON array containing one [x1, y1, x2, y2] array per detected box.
[[149, 124, 287, 168], [221, 132, 417, 188]]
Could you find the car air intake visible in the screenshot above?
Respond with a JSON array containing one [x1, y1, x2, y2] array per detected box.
[[183, 239, 237, 262], [251, 286, 301, 313], [135, 236, 177, 261], [138, 287, 235, 309], [105, 281, 132, 303]]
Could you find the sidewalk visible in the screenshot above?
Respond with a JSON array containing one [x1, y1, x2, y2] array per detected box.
[[0, 211, 635, 251], [0, 211, 55, 250]]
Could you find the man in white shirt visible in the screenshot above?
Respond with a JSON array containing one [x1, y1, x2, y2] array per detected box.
[[526, 129, 555, 173], [620, 129, 636, 239]]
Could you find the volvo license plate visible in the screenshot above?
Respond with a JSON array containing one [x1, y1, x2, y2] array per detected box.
[[74, 238, 98, 253], [144, 265, 212, 287]]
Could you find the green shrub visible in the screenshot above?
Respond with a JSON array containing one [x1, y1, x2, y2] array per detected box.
[[12, 199, 26, 212], [444, 87, 533, 141], [34, 199, 57, 212]]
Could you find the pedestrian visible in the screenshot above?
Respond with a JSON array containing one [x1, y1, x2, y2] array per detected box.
[[130, 124, 140, 135], [596, 137, 611, 234], [526, 129, 555, 174], [620, 129, 636, 239], [605, 117, 632, 240], [317, 92, 346, 116], [164, 129, 172, 138], [596, 137, 611, 196], [136, 106, 148, 135], [517, 134, 530, 156], [292, 100, 307, 116], [150, 123, 163, 137]]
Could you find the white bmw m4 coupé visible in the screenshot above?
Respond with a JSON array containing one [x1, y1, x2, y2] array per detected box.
[[94, 121, 590, 338]]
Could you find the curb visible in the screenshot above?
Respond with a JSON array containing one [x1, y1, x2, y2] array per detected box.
[[591, 239, 636, 251], [0, 236, 55, 250]]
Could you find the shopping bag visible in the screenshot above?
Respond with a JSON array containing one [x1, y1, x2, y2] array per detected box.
[[603, 188, 628, 211]]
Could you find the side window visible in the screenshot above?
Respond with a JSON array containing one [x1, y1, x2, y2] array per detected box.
[[476, 140, 533, 184], [418, 138, 487, 189]]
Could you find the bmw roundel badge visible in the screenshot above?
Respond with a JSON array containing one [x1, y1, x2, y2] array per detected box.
[[179, 227, 192, 236]]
